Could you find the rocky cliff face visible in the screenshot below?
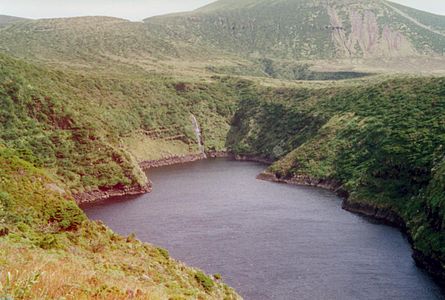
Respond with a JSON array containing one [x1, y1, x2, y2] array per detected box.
[[328, 7, 415, 57], [73, 182, 152, 204]]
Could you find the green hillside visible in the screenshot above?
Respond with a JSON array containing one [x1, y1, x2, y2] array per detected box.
[[2, 0, 445, 79], [0, 17, 179, 67], [0, 146, 240, 299], [226, 76, 445, 284], [0, 15, 243, 79], [146, 0, 445, 59], [387, 1, 445, 34], [0, 53, 238, 196], [0, 52, 244, 298]]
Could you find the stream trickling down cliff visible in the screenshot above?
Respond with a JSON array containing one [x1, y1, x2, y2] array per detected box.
[[191, 114, 206, 157], [83, 159, 444, 300]]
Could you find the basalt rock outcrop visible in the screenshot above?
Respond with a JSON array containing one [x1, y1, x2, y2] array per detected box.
[[74, 182, 152, 204]]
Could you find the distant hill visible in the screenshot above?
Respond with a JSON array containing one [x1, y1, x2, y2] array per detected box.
[[0, 15, 232, 74], [387, 2, 445, 35], [0, 1, 444, 76], [0, 15, 28, 26], [145, 0, 445, 59]]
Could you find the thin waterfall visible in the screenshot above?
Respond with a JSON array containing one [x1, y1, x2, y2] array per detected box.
[[190, 114, 206, 158]]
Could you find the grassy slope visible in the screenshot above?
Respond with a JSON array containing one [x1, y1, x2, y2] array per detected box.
[[146, 0, 336, 60], [0, 147, 239, 299], [0, 53, 238, 194], [0, 54, 244, 298], [0, 16, 243, 79], [387, 1, 445, 34], [381, 2, 445, 55], [0, 15, 28, 27], [146, 0, 445, 59], [2, 1, 445, 82], [227, 76, 445, 282]]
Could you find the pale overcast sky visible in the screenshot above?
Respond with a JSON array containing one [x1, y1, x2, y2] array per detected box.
[[0, 0, 444, 21]]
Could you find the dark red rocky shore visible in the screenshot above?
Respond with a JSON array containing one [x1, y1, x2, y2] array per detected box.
[[74, 182, 152, 205]]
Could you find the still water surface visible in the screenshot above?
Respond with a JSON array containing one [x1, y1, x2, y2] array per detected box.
[[83, 159, 443, 299]]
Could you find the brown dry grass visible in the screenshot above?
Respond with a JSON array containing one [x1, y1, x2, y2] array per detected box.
[[0, 230, 238, 300]]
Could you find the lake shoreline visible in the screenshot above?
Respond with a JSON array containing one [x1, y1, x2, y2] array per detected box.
[[140, 153, 208, 169], [73, 182, 152, 205], [75, 154, 444, 289], [257, 171, 445, 288], [83, 159, 443, 299], [75, 152, 233, 205]]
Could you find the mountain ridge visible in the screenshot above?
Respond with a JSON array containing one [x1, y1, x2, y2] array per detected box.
[[145, 0, 445, 59], [1, 0, 445, 77], [0, 14, 29, 26], [383, 1, 445, 37]]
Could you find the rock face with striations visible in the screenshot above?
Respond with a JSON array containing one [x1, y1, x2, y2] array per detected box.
[[327, 6, 415, 57]]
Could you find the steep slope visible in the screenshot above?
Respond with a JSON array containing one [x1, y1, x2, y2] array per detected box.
[[226, 76, 445, 284], [0, 147, 240, 299], [386, 1, 445, 35], [146, 0, 445, 59], [0, 53, 238, 202]]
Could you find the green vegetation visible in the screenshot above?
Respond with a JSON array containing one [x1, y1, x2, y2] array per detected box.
[[0, 53, 238, 194], [0, 146, 240, 299], [1, 0, 445, 296], [227, 76, 445, 283], [195, 272, 215, 292], [146, 0, 445, 60], [387, 1, 445, 34], [146, 0, 336, 60], [1, 0, 445, 79], [0, 52, 242, 298], [0, 16, 232, 77]]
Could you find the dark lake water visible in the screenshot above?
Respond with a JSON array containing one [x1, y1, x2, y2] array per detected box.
[[82, 159, 444, 300]]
